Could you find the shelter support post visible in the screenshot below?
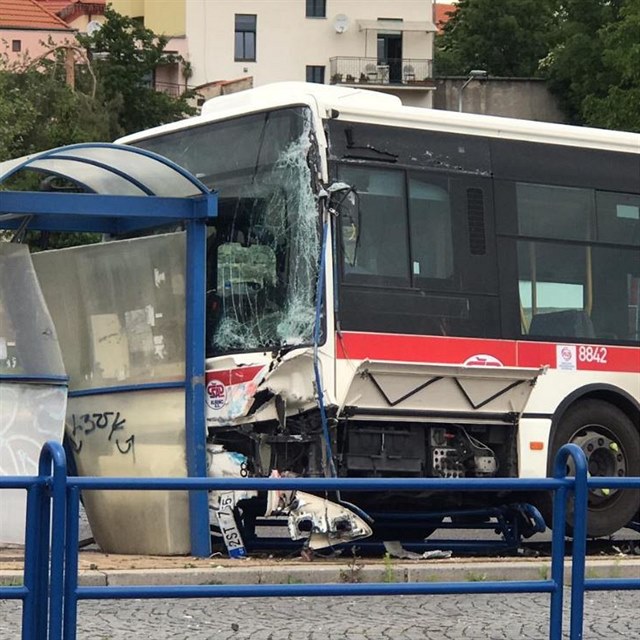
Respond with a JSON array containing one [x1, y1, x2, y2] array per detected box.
[[185, 218, 211, 557]]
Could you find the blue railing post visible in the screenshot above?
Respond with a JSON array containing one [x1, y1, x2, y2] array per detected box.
[[554, 444, 589, 640], [549, 459, 569, 638], [549, 443, 589, 640], [38, 440, 68, 640], [21, 483, 44, 640], [63, 485, 81, 640], [551, 443, 589, 640]]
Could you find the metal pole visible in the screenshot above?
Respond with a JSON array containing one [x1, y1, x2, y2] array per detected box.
[[552, 443, 589, 640], [566, 445, 588, 640], [185, 217, 211, 557], [63, 486, 80, 640], [458, 76, 474, 112], [549, 459, 569, 639], [35, 441, 67, 640], [21, 485, 41, 640]]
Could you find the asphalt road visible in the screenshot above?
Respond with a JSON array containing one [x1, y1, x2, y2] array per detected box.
[[2, 591, 639, 639]]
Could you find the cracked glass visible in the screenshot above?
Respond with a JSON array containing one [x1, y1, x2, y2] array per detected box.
[[134, 107, 321, 356]]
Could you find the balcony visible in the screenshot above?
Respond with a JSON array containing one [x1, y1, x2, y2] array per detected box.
[[329, 57, 434, 89], [154, 81, 186, 97]]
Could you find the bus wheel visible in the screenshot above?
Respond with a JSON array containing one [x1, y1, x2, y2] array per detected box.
[[551, 400, 640, 538]]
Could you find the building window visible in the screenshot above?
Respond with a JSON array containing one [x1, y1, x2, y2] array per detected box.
[[306, 65, 325, 84], [306, 0, 326, 18], [235, 14, 256, 61], [12, 40, 21, 52]]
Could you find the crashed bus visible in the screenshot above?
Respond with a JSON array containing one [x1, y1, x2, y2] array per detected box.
[[14, 82, 638, 553], [118, 82, 639, 546]]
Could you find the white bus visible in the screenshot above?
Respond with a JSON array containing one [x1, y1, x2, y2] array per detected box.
[[120, 82, 639, 540]]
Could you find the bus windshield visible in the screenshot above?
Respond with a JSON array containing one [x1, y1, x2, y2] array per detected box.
[[134, 107, 321, 356]]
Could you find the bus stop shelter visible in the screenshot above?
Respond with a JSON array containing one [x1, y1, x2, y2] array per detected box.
[[0, 143, 217, 556]]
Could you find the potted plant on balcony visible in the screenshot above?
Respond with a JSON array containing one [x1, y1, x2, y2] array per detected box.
[[359, 72, 368, 83], [330, 73, 343, 84], [345, 74, 355, 84]]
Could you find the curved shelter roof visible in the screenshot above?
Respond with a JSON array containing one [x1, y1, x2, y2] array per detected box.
[[0, 142, 216, 234]]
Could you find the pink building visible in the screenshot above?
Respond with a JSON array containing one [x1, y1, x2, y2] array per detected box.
[[0, 0, 76, 64]]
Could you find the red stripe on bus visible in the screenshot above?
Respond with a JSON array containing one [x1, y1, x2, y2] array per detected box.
[[337, 332, 640, 373], [205, 365, 265, 386], [336, 332, 518, 366], [518, 341, 640, 373]]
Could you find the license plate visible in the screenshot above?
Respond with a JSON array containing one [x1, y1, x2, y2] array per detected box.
[[215, 492, 247, 558]]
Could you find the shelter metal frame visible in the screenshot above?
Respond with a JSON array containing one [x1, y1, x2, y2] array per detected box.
[[0, 142, 218, 557]]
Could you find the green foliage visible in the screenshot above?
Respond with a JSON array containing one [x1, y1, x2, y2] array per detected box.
[[578, 0, 640, 131], [436, 0, 640, 131], [382, 552, 396, 583], [77, 6, 197, 135], [0, 62, 111, 159], [544, 0, 625, 125], [436, 0, 559, 77], [0, 6, 197, 164], [0, 8, 198, 249]]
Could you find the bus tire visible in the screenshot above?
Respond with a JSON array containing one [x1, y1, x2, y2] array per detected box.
[[549, 399, 640, 538]]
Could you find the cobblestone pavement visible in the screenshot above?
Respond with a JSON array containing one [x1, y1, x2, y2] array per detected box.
[[2, 591, 638, 639]]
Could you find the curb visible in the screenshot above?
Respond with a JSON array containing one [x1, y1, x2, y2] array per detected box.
[[2, 558, 639, 588]]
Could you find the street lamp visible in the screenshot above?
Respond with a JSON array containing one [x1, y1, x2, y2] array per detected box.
[[458, 69, 487, 112]]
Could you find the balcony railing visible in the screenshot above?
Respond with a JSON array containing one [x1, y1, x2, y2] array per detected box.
[[329, 57, 434, 88], [153, 81, 187, 97]]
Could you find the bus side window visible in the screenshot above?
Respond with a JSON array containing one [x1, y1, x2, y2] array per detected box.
[[408, 175, 453, 281], [338, 165, 410, 284], [517, 241, 588, 338]]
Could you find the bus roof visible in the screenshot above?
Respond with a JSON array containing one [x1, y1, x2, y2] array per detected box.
[[119, 82, 640, 155]]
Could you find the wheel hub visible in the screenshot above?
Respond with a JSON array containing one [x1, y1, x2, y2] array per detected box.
[[571, 431, 626, 503]]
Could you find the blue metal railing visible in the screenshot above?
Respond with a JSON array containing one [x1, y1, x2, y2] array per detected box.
[[1, 441, 638, 640], [0, 442, 67, 639]]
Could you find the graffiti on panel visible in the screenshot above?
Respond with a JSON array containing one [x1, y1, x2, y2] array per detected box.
[[68, 410, 135, 457]]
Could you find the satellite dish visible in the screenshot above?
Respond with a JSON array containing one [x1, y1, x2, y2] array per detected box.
[[333, 14, 350, 34], [86, 20, 102, 36]]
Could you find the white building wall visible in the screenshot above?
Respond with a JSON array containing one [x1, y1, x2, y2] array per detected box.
[[186, 0, 435, 107]]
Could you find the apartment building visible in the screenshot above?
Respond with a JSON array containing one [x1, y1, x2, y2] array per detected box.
[[110, 0, 437, 108]]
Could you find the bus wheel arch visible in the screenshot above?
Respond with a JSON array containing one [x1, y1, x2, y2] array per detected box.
[[545, 386, 640, 538]]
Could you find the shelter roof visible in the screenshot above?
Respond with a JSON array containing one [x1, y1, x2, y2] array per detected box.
[[0, 143, 210, 198], [0, 0, 72, 30], [0, 142, 215, 234]]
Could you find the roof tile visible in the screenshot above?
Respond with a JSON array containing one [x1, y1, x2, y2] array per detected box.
[[0, 0, 74, 30]]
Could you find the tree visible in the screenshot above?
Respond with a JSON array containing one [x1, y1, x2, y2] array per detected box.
[[436, 0, 559, 77], [1, 6, 196, 160], [0, 59, 112, 159], [546, 0, 640, 131], [77, 6, 196, 136]]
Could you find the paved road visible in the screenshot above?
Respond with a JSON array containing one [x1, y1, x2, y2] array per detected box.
[[2, 591, 639, 639]]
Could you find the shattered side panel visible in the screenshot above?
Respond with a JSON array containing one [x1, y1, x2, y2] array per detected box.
[[206, 350, 319, 426]]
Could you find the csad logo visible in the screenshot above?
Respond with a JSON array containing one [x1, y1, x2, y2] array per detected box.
[[463, 354, 504, 367], [206, 379, 227, 410]]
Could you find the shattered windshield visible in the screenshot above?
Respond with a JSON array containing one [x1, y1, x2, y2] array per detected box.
[[133, 107, 321, 356]]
